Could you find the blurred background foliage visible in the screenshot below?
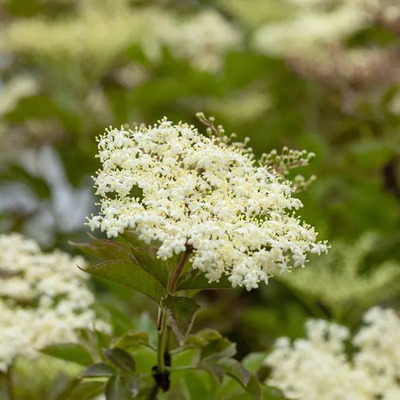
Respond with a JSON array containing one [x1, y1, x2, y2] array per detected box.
[[1, 0, 400, 398]]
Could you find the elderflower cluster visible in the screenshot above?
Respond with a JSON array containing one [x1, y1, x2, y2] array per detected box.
[[87, 117, 327, 290], [0, 233, 108, 371], [266, 307, 400, 400], [253, 0, 366, 57], [4, 1, 241, 73], [164, 10, 242, 72]]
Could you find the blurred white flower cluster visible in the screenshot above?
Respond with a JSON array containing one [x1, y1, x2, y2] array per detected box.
[[163, 10, 242, 72], [0, 233, 108, 372], [4, 1, 241, 73], [253, 0, 366, 56], [87, 118, 327, 290], [266, 307, 400, 400]]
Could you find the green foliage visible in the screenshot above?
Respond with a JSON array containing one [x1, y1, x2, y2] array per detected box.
[[279, 234, 400, 322], [161, 295, 201, 345], [81, 363, 115, 378], [40, 343, 94, 366], [80, 259, 166, 302]]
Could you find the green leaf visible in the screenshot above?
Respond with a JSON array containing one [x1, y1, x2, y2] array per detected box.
[[123, 232, 177, 286], [129, 246, 169, 286], [219, 358, 250, 387], [201, 338, 237, 361], [186, 329, 223, 347], [242, 352, 267, 374], [111, 331, 149, 350], [69, 381, 104, 400], [197, 329, 223, 342], [40, 343, 94, 366], [80, 260, 165, 302], [161, 294, 201, 345], [105, 376, 122, 400], [49, 377, 80, 400], [103, 348, 136, 373], [121, 231, 146, 248], [182, 370, 213, 400], [177, 270, 232, 291], [200, 360, 224, 384], [70, 238, 133, 261], [81, 363, 115, 378], [245, 374, 263, 400]]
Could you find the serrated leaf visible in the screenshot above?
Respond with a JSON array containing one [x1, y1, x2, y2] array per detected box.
[[80, 260, 165, 302], [40, 343, 94, 366], [111, 331, 149, 350], [80, 363, 115, 378], [200, 360, 224, 383], [177, 270, 232, 291], [201, 338, 237, 361], [161, 295, 200, 345], [103, 348, 136, 373], [70, 238, 133, 260], [105, 376, 122, 400], [219, 358, 250, 387]]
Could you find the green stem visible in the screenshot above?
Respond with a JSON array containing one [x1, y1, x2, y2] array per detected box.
[[6, 365, 15, 400], [157, 316, 168, 373], [153, 247, 192, 397]]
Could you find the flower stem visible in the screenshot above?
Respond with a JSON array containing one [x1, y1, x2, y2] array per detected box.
[[153, 247, 192, 396], [157, 316, 168, 373]]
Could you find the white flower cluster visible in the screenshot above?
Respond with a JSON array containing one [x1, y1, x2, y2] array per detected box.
[[4, 2, 241, 73], [87, 118, 327, 290], [253, 0, 366, 57], [266, 307, 400, 400], [0, 233, 108, 372], [163, 10, 242, 72]]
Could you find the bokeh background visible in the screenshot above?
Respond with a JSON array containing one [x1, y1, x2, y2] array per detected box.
[[1, 0, 400, 398]]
